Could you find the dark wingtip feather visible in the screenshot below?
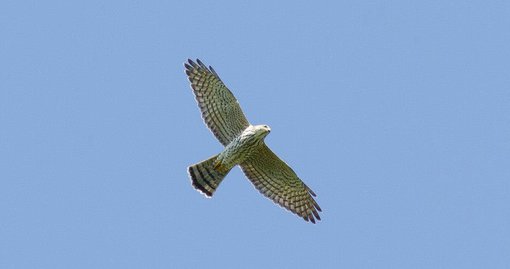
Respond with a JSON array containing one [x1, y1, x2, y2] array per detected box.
[[304, 184, 317, 197], [188, 59, 198, 68], [312, 210, 321, 220], [209, 66, 217, 75], [309, 189, 317, 197], [197, 59, 208, 70]]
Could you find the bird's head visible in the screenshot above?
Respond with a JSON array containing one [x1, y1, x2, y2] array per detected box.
[[254, 124, 271, 139]]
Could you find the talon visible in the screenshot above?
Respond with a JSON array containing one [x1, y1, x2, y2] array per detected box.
[[213, 160, 224, 172]]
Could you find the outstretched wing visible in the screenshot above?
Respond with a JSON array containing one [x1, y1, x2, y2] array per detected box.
[[185, 59, 250, 146], [240, 144, 322, 223]]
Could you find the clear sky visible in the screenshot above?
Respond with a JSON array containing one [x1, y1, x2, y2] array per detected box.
[[1, 1, 509, 268]]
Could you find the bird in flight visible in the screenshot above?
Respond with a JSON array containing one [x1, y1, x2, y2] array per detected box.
[[185, 59, 321, 223]]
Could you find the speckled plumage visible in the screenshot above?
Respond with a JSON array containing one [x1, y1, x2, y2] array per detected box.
[[185, 59, 321, 223]]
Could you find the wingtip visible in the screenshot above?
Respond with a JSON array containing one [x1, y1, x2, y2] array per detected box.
[[187, 59, 198, 68], [209, 65, 219, 77], [186, 58, 211, 71], [312, 209, 321, 220]]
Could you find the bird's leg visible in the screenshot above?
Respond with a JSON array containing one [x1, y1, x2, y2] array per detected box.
[[213, 158, 228, 173]]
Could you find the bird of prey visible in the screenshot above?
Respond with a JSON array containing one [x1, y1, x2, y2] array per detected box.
[[185, 59, 322, 223]]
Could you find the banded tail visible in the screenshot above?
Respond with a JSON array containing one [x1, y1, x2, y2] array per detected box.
[[188, 155, 231, 197]]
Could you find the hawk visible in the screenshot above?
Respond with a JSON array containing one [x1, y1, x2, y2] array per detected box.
[[185, 59, 322, 223]]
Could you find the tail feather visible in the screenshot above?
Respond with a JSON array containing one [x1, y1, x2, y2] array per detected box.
[[188, 155, 230, 197]]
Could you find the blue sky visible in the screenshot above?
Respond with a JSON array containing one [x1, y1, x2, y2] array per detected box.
[[1, 0, 509, 268]]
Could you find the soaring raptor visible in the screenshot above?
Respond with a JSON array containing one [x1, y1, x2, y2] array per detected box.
[[185, 59, 321, 223]]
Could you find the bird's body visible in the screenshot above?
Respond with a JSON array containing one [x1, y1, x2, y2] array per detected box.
[[214, 125, 271, 173], [185, 59, 321, 223]]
